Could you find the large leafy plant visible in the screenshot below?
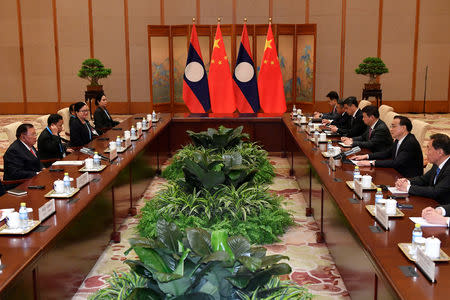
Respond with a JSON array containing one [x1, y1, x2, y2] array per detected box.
[[93, 220, 297, 299], [355, 57, 388, 84], [187, 126, 249, 150], [78, 58, 112, 86]]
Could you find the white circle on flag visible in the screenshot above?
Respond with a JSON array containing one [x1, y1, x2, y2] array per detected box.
[[185, 62, 204, 82], [235, 62, 254, 83]]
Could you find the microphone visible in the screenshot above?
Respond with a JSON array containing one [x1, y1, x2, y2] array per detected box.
[[80, 147, 109, 161], [333, 146, 361, 159]]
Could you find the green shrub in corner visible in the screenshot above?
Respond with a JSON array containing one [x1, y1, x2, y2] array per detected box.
[[91, 220, 300, 299]]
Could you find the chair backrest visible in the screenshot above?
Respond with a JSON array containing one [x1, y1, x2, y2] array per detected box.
[[57, 107, 71, 134], [384, 111, 399, 131], [379, 105, 394, 123], [35, 114, 50, 130], [411, 119, 430, 149], [3, 122, 22, 144], [358, 100, 372, 110]]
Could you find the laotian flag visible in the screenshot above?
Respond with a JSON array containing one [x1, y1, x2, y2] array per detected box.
[[209, 23, 236, 113], [233, 23, 260, 113], [183, 24, 211, 113], [258, 23, 286, 113]]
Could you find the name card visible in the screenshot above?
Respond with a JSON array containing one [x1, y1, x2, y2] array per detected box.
[[109, 147, 117, 161], [125, 137, 131, 148], [137, 127, 142, 136], [354, 179, 364, 199], [329, 157, 336, 171], [416, 248, 436, 283], [76, 172, 90, 189], [374, 204, 389, 231], [38, 199, 55, 222]]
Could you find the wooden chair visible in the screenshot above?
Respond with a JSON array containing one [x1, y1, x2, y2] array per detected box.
[[3, 122, 22, 143], [384, 111, 399, 131], [35, 114, 50, 130], [378, 105, 394, 123], [411, 119, 430, 150], [358, 99, 372, 110], [57, 107, 71, 136]]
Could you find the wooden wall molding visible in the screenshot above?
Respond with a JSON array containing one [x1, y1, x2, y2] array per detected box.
[[88, 0, 94, 58], [160, 0, 164, 25], [339, 0, 346, 98], [124, 0, 131, 114], [16, 0, 26, 113], [52, 0, 61, 108], [377, 0, 383, 58], [305, 0, 310, 24], [411, 0, 420, 105]]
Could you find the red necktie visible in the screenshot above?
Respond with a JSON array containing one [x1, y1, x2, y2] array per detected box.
[[368, 127, 373, 139], [30, 148, 37, 157]]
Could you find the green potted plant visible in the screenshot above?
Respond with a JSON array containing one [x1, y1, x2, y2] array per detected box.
[[78, 58, 111, 91], [355, 57, 389, 90]]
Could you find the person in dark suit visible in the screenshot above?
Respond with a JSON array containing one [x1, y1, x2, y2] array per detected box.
[[0, 179, 5, 196], [352, 116, 423, 178], [37, 114, 73, 167], [322, 100, 350, 130], [93, 93, 119, 134], [329, 96, 367, 137], [396, 133, 450, 204], [314, 91, 339, 120], [341, 105, 393, 152], [3, 123, 43, 182], [70, 102, 98, 147]]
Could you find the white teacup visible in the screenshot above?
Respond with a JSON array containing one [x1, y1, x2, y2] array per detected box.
[[147, 114, 152, 122], [297, 109, 302, 116], [319, 132, 327, 142], [354, 174, 362, 183], [385, 199, 397, 215], [6, 211, 20, 229], [136, 122, 142, 129], [300, 116, 306, 123], [109, 141, 117, 150], [425, 237, 441, 259], [53, 180, 65, 194], [361, 175, 372, 188], [85, 158, 94, 169], [124, 130, 131, 139], [314, 124, 320, 131]]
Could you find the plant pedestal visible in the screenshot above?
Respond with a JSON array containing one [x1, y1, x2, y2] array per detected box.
[[85, 89, 104, 119], [362, 89, 382, 107]]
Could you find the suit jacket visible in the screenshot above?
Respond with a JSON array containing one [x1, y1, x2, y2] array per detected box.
[[337, 109, 367, 138], [93, 107, 119, 134], [439, 204, 450, 217], [409, 158, 450, 204], [70, 117, 95, 147], [352, 119, 393, 152], [322, 105, 339, 121], [0, 179, 5, 196], [331, 112, 350, 131], [3, 140, 43, 181], [37, 127, 68, 167], [368, 133, 423, 178]]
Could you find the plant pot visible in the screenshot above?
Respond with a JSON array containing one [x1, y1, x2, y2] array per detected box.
[[364, 83, 380, 90], [87, 85, 103, 92]]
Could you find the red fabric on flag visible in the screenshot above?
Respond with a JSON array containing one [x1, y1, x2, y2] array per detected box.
[[209, 23, 236, 113], [257, 24, 286, 113]]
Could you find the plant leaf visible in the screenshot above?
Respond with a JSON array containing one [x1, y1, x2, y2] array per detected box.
[[238, 256, 262, 272], [172, 293, 215, 300], [125, 287, 163, 300], [156, 219, 182, 253], [260, 255, 290, 268], [133, 247, 171, 274], [186, 228, 212, 256], [227, 235, 251, 258], [200, 251, 230, 264]]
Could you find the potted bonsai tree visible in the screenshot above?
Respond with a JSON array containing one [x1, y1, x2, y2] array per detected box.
[[355, 57, 389, 90], [77, 58, 111, 91]]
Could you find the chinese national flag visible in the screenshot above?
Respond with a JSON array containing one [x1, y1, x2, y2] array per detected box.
[[257, 23, 286, 113], [209, 23, 236, 113]]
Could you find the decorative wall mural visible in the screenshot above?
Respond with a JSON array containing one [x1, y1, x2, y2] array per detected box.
[[278, 36, 294, 102], [296, 35, 314, 103], [151, 37, 170, 104]]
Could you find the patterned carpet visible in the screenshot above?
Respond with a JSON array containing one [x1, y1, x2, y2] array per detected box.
[[0, 113, 449, 299]]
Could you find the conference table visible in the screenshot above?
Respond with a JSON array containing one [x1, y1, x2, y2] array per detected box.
[[0, 113, 448, 300]]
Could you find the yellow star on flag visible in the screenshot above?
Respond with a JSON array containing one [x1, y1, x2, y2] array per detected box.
[[213, 38, 220, 49], [264, 60, 268, 64], [211, 59, 215, 64], [218, 60, 222, 65], [270, 61, 274, 65], [224, 56, 227, 60], [264, 39, 272, 51]]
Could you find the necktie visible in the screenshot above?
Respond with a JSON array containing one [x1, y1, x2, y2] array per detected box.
[[30, 147, 37, 157], [395, 141, 400, 158], [368, 127, 373, 139], [104, 108, 111, 120], [434, 167, 441, 185]]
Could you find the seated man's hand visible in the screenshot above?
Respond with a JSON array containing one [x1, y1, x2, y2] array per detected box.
[[351, 154, 368, 161], [322, 119, 331, 125], [329, 125, 338, 133], [422, 207, 448, 225], [66, 148, 74, 153], [421, 206, 436, 218], [356, 160, 371, 167], [313, 112, 321, 118], [341, 137, 352, 145], [395, 178, 409, 191]]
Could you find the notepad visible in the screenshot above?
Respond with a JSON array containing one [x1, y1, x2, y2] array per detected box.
[[7, 189, 27, 196], [52, 160, 84, 166], [388, 187, 408, 195], [409, 217, 447, 227]]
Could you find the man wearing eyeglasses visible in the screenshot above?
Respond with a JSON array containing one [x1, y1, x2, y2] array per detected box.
[[3, 123, 43, 183]]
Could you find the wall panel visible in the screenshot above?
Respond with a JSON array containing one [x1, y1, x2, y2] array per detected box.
[[310, 0, 341, 101], [21, 0, 57, 102], [415, 0, 450, 101], [200, 0, 232, 25], [273, 0, 306, 24], [0, 1, 22, 103], [92, 0, 127, 102], [380, 0, 415, 101], [164, 0, 196, 25], [57, 1, 90, 103], [343, 0, 378, 99], [129, 0, 160, 102], [236, 0, 269, 24]]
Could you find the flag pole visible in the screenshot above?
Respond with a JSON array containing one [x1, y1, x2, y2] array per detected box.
[[268, 17, 272, 24], [192, 17, 195, 24], [244, 17, 247, 24], [217, 17, 221, 23]]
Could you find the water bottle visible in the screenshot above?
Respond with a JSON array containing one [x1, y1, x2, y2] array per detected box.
[[19, 202, 29, 229], [411, 223, 423, 257], [131, 126, 136, 138], [152, 110, 157, 121], [327, 140, 332, 151], [353, 166, 360, 181], [63, 172, 71, 193], [375, 188, 383, 204], [93, 152, 101, 168], [292, 105, 297, 117], [116, 136, 122, 149], [142, 117, 147, 129]]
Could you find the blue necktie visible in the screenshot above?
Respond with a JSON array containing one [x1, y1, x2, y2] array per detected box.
[[434, 167, 441, 185]]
